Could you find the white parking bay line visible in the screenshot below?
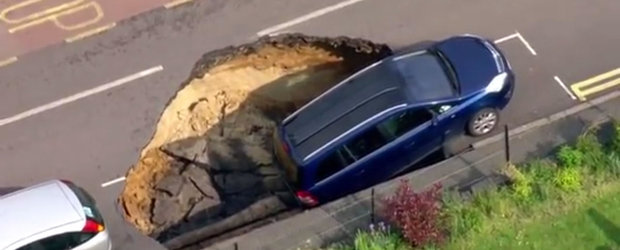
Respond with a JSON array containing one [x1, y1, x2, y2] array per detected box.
[[0, 65, 164, 127], [553, 76, 578, 100], [494, 33, 519, 44], [493, 31, 537, 56], [516, 32, 537, 56], [101, 176, 126, 188], [256, 0, 366, 37]]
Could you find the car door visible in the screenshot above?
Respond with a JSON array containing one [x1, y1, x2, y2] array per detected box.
[[430, 102, 465, 138], [310, 124, 396, 202], [375, 107, 443, 177], [310, 146, 357, 202]]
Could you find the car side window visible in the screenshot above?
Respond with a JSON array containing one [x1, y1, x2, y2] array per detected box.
[[344, 126, 392, 160], [378, 108, 434, 139], [315, 147, 355, 183], [16, 232, 95, 250]]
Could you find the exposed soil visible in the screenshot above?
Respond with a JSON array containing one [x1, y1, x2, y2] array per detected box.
[[118, 34, 392, 246]]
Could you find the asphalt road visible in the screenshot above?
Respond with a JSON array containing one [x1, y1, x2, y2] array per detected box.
[[1, 0, 619, 249]]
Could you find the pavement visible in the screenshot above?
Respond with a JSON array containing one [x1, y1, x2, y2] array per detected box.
[[0, 0, 619, 249]]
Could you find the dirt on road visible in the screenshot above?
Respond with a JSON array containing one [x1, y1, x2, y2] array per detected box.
[[118, 34, 392, 246]]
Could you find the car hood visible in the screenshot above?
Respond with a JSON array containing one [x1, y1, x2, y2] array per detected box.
[[435, 36, 502, 96]]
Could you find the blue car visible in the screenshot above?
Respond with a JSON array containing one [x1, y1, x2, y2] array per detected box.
[[273, 34, 515, 207]]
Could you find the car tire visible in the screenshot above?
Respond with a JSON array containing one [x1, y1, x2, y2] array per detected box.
[[467, 108, 500, 137]]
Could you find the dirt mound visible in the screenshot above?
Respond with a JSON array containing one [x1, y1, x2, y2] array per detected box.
[[118, 33, 392, 245]]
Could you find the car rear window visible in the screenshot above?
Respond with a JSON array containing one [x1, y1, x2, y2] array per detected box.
[[64, 182, 104, 224]]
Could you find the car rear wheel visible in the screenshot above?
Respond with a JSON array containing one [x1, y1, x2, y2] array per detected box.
[[467, 108, 499, 137]]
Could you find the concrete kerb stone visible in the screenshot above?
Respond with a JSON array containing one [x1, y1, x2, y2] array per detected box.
[[472, 90, 620, 149]]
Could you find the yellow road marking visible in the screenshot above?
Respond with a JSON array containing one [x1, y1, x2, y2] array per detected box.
[[164, 0, 193, 9], [570, 67, 620, 101], [0, 0, 84, 24], [9, 1, 104, 33], [65, 22, 115, 42], [0, 56, 18, 68]]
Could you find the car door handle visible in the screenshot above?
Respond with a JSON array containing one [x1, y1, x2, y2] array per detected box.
[[450, 114, 456, 119]]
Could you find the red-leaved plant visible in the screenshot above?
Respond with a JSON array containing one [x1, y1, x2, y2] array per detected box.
[[382, 179, 445, 247]]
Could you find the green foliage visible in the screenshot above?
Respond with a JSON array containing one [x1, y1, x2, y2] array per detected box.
[[553, 167, 582, 192], [523, 160, 559, 202], [604, 152, 620, 178], [556, 145, 584, 169], [611, 120, 620, 153], [575, 132, 607, 172], [328, 223, 410, 250], [441, 192, 484, 237], [502, 163, 534, 202]]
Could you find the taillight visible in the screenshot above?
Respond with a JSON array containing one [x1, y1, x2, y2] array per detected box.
[[296, 190, 319, 207], [83, 219, 104, 233], [281, 140, 290, 154], [60, 179, 74, 185]]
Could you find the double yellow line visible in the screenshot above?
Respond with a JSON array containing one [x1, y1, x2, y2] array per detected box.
[[571, 67, 620, 101]]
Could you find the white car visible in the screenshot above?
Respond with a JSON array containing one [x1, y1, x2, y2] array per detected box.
[[0, 180, 112, 250]]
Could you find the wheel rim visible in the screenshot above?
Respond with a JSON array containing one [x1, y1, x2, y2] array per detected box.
[[473, 111, 497, 135]]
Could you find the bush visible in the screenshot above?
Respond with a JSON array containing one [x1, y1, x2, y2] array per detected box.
[[553, 167, 582, 192], [521, 160, 558, 201], [502, 163, 533, 202], [556, 146, 584, 169], [575, 132, 607, 172], [382, 180, 445, 247]]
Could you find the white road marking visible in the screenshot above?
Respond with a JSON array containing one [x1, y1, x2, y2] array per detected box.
[[493, 31, 537, 56], [101, 176, 126, 187], [256, 0, 366, 37], [0, 65, 164, 127], [516, 32, 537, 56], [553, 75, 577, 100], [494, 33, 519, 44]]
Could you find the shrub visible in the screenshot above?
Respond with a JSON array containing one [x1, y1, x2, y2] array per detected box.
[[382, 180, 445, 247], [522, 160, 558, 201], [556, 145, 584, 169], [553, 167, 582, 192], [501, 163, 533, 202], [575, 132, 607, 171]]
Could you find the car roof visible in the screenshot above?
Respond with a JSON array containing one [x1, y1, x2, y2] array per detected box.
[[0, 180, 86, 250], [282, 59, 409, 161]]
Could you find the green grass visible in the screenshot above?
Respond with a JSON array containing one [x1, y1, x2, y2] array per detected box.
[[442, 180, 620, 250]]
